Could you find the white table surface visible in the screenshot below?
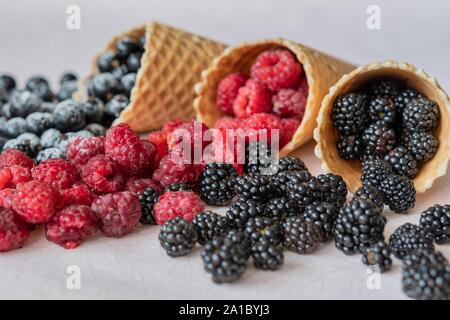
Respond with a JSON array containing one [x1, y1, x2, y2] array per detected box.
[[0, 0, 449, 300]]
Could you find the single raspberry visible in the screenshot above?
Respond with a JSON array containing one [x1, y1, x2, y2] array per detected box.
[[232, 79, 272, 118], [0, 207, 30, 252], [153, 191, 205, 225], [244, 113, 282, 144], [214, 117, 243, 131], [45, 205, 98, 249], [0, 167, 12, 189], [9, 165, 32, 186], [59, 183, 94, 207], [80, 155, 124, 194], [91, 191, 141, 237], [280, 118, 300, 148], [152, 154, 202, 189], [216, 73, 248, 114], [67, 136, 105, 167], [147, 130, 169, 168], [0, 149, 34, 169], [162, 118, 184, 133], [167, 120, 210, 159], [105, 123, 155, 177], [251, 49, 302, 92], [0, 188, 14, 208], [273, 88, 307, 118], [11, 181, 59, 224], [31, 159, 79, 190], [125, 177, 161, 194]]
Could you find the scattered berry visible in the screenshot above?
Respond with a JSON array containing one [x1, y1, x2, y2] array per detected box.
[[159, 217, 198, 257], [317, 173, 348, 208], [9, 90, 41, 118], [192, 211, 231, 245], [304, 202, 339, 241], [251, 240, 284, 271], [139, 187, 160, 225], [2, 117, 27, 138], [389, 223, 434, 259], [394, 88, 423, 112], [234, 174, 276, 203], [88, 73, 121, 102], [244, 216, 281, 245], [384, 146, 418, 178], [353, 185, 384, 209], [379, 174, 416, 214], [226, 199, 266, 229], [105, 94, 129, 119], [362, 241, 393, 273], [36, 148, 65, 163], [282, 215, 323, 254], [80, 155, 124, 194], [67, 136, 105, 167], [419, 204, 450, 244], [80, 97, 105, 123], [265, 197, 301, 221]]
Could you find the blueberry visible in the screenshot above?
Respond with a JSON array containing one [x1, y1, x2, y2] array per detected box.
[[0, 103, 12, 118], [0, 116, 6, 128], [53, 99, 85, 132], [112, 65, 129, 81], [97, 51, 120, 73], [0, 74, 16, 93], [60, 72, 78, 85], [36, 147, 65, 163], [40, 102, 57, 113], [17, 133, 41, 156], [2, 117, 27, 138], [26, 76, 54, 102], [9, 90, 42, 117], [83, 123, 106, 137], [73, 130, 94, 139], [139, 35, 146, 48], [80, 97, 105, 123], [41, 128, 64, 148], [26, 112, 55, 135], [0, 135, 6, 150], [87, 73, 121, 102], [121, 73, 136, 97], [116, 37, 140, 59], [57, 80, 78, 102], [2, 139, 34, 157], [127, 52, 142, 73], [106, 94, 129, 118]]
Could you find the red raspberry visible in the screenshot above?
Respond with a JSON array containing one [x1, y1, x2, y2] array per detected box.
[[216, 73, 248, 114], [31, 159, 79, 190], [280, 117, 300, 148], [244, 113, 282, 143], [147, 130, 169, 168], [163, 119, 184, 133], [0, 168, 12, 189], [250, 49, 302, 92], [45, 205, 98, 249], [152, 154, 202, 189], [232, 79, 272, 118], [153, 191, 204, 225], [0, 149, 34, 169], [1, 165, 32, 189], [214, 117, 243, 131], [91, 191, 141, 238], [0, 188, 14, 208], [125, 177, 161, 194], [105, 123, 155, 177], [80, 155, 124, 194], [67, 136, 105, 167], [167, 120, 210, 158], [0, 207, 30, 252], [273, 88, 307, 118], [296, 76, 309, 95], [11, 181, 59, 224], [60, 183, 94, 207]]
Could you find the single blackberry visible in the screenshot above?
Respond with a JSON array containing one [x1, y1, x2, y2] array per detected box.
[[353, 185, 384, 209], [304, 202, 339, 241], [36, 148, 66, 163], [334, 198, 386, 255], [251, 240, 284, 271], [286, 171, 322, 206], [317, 173, 348, 208], [384, 146, 418, 178], [25, 112, 54, 135], [271, 171, 292, 195], [265, 197, 302, 221], [362, 121, 396, 157], [276, 156, 308, 174], [419, 204, 450, 244], [164, 183, 192, 192], [361, 158, 393, 188], [282, 215, 323, 254], [105, 94, 129, 118], [389, 223, 434, 259], [244, 216, 282, 245], [337, 135, 364, 160], [87, 73, 122, 102], [53, 100, 86, 132], [226, 199, 266, 229], [407, 131, 438, 162], [84, 123, 106, 137], [402, 249, 450, 300], [368, 97, 397, 125], [199, 163, 237, 206], [80, 97, 105, 123], [192, 211, 231, 245], [139, 188, 160, 225], [2, 139, 34, 158], [362, 241, 393, 273], [379, 175, 416, 214], [225, 229, 252, 258], [394, 88, 423, 112], [158, 217, 198, 257], [2, 117, 27, 138], [244, 141, 273, 175], [25, 76, 54, 102], [234, 174, 276, 203], [403, 98, 440, 133], [367, 79, 401, 99], [331, 93, 369, 135]]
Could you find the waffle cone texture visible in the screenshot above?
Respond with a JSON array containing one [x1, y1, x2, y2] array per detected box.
[[314, 61, 450, 194]]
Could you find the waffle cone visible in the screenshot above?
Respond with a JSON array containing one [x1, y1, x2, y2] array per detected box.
[[314, 61, 450, 194], [193, 39, 355, 156]]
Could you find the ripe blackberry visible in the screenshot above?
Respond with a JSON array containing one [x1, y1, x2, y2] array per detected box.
[[384, 146, 418, 178], [26, 112, 54, 135], [379, 175, 416, 214], [158, 217, 198, 257], [407, 131, 438, 162], [362, 121, 396, 157], [402, 249, 450, 300], [226, 199, 267, 229], [368, 97, 397, 125], [265, 197, 301, 221], [403, 98, 440, 133], [251, 240, 284, 271], [419, 205, 450, 244], [53, 100, 86, 132], [164, 183, 191, 192], [389, 223, 434, 259], [304, 202, 339, 241], [139, 188, 160, 225], [225, 229, 252, 258], [334, 198, 386, 255], [331, 93, 369, 135], [199, 163, 237, 206], [337, 135, 364, 160], [367, 79, 401, 99], [276, 156, 308, 174], [234, 174, 276, 203], [244, 141, 273, 175], [192, 211, 231, 245], [286, 171, 321, 206], [244, 216, 281, 245], [317, 173, 348, 208], [361, 158, 393, 188], [361, 241, 393, 273], [282, 215, 323, 254], [353, 185, 384, 209], [394, 88, 423, 112]]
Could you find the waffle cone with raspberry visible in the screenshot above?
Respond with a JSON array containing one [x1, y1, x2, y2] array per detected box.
[[193, 39, 355, 156], [315, 61, 450, 193], [75, 22, 226, 132]]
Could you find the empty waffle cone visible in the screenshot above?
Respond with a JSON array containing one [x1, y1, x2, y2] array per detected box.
[[193, 39, 355, 156], [314, 60, 450, 194]]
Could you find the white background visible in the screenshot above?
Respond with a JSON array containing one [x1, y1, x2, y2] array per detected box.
[[0, 0, 449, 300]]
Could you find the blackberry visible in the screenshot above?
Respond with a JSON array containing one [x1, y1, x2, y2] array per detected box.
[[2, 139, 34, 158], [402, 249, 450, 300], [105, 94, 129, 118], [244, 141, 273, 175], [265, 197, 302, 221], [2, 117, 27, 138], [244, 216, 282, 245], [80, 97, 105, 123], [36, 148, 66, 163], [225, 229, 252, 258], [419, 204, 450, 244], [271, 171, 291, 195], [394, 88, 423, 112], [379, 175, 416, 214], [53, 100, 85, 132], [389, 223, 434, 259], [59, 72, 78, 85], [331, 93, 369, 135], [403, 98, 440, 133], [277, 156, 308, 174], [127, 52, 142, 73], [25, 112, 54, 135], [192, 211, 231, 245], [367, 79, 401, 99], [384, 146, 418, 178], [286, 171, 321, 206], [226, 199, 266, 229], [57, 81, 77, 102], [361, 158, 393, 188], [121, 73, 136, 97], [84, 123, 106, 137], [41, 128, 64, 149], [362, 121, 396, 157], [87, 73, 122, 102], [337, 135, 364, 160], [97, 52, 120, 73], [251, 240, 284, 271], [368, 97, 397, 125], [304, 202, 339, 241], [164, 183, 192, 192], [158, 217, 198, 257], [317, 173, 348, 208], [282, 215, 323, 254], [116, 37, 140, 59], [234, 174, 276, 203], [361, 241, 393, 273], [407, 131, 438, 162], [334, 198, 386, 255], [25, 76, 54, 102], [139, 188, 160, 225], [354, 185, 384, 209], [199, 163, 237, 206], [0, 74, 16, 93]]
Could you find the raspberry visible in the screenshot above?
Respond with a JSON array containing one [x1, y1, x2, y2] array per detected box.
[[67, 136, 105, 167], [105, 123, 155, 177], [0, 207, 30, 252], [273, 88, 307, 118], [45, 205, 98, 249], [232, 79, 272, 118], [0, 165, 32, 189], [59, 183, 94, 207], [163, 119, 184, 133], [91, 191, 141, 237], [0, 188, 14, 208], [251, 49, 302, 92], [152, 154, 202, 189], [125, 177, 161, 194], [244, 113, 282, 144], [153, 191, 205, 225], [11, 181, 59, 224], [214, 117, 242, 131], [216, 73, 248, 114], [0, 167, 12, 189], [0, 149, 34, 169], [280, 118, 300, 148], [147, 130, 169, 168], [80, 155, 124, 194], [31, 159, 79, 190], [167, 120, 209, 157]]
